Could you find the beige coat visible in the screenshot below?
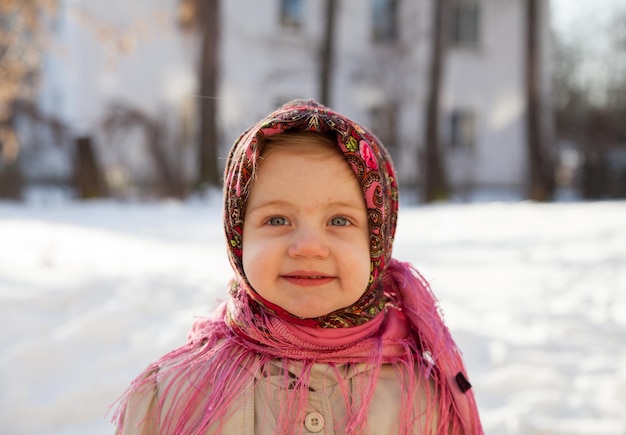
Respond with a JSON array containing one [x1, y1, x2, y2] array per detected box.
[[118, 357, 438, 434]]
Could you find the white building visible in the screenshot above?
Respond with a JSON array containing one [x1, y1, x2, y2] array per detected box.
[[37, 0, 552, 197]]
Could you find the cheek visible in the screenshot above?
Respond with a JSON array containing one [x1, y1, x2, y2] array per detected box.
[[241, 234, 275, 287], [350, 241, 373, 293], [241, 248, 263, 293], [241, 230, 256, 281], [241, 237, 257, 272], [360, 254, 372, 287]]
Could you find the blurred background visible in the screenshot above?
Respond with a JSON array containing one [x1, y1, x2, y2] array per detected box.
[[1, 1, 626, 434], [1, 0, 624, 203]]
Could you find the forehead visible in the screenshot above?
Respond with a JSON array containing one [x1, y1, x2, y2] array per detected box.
[[245, 149, 362, 217], [251, 145, 361, 196], [256, 131, 356, 177]]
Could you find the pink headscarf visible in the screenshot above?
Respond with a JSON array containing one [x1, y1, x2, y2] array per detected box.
[[224, 99, 398, 328], [112, 100, 482, 434]]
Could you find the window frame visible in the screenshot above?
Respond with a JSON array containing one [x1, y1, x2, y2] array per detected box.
[[371, 0, 399, 43], [450, 0, 480, 49], [449, 109, 476, 153], [279, 0, 303, 29]]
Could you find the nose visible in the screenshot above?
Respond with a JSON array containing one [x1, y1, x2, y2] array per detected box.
[[287, 225, 329, 259]]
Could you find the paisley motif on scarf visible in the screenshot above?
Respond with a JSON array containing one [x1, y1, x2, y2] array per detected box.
[[224, 99, 398, 328]]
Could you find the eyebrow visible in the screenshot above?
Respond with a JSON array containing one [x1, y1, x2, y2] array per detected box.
[[246, 199, 365, 212], [246, 200, 290, 211]]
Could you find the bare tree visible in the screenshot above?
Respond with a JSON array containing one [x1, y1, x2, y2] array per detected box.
[[73, 136, 107, 199], [102, 103, 187, 199], [0, 0, 58, 197], [319, 0, 337, 106], [553, 13, 626, 200], [422, 0, 450, 202], [179, 0, 221, 189], [525, 0, 554, 201]]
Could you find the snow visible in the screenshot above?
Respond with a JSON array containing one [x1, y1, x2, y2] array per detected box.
[[1, 196, 625, 434]]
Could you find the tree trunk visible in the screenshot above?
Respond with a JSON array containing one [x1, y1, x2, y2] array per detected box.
[[197, 0, 220, 188], [525, 0, 554, 201], [422, 0, 450, 202], [319, 0, 337, 106], [74, 136, 106, 199], [0, 162, 23, 199], [146, 122, 186, 199]]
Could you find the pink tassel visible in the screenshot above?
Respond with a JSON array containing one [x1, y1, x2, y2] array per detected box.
[[111, 261, 482, 434]]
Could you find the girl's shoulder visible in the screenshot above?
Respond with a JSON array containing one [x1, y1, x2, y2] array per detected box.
[[116, 340, 259, 434], [155, 338, 257, 387]]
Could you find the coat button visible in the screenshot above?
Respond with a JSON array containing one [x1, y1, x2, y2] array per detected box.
[[304, 411, 325, 432]]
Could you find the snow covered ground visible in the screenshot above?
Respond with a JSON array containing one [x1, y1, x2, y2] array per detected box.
[[0, 195, 624, 434]]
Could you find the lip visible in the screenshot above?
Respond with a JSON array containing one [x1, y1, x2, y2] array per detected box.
[[280, 271, 336, 287]]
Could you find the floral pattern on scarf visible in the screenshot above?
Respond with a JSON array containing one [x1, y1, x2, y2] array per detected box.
[[223, 99, 399, 328]]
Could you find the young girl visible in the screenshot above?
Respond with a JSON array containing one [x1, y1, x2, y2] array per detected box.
[[112, 99, 482, 434]]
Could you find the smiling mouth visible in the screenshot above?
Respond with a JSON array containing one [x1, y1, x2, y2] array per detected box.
[[281, 273, 335, 287]]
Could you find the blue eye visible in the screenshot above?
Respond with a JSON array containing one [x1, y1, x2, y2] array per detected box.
[[329, 216, 350, 226], [267, 216, 288, 226]]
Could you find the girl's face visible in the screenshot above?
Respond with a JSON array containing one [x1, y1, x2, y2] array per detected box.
[[242, 144, 371, 318]]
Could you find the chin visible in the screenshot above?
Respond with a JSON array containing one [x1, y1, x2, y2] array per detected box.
[[289, 306, 333, 319]]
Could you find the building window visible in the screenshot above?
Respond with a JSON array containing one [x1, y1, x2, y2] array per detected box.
[[450, 0, 480, 49], [371, 0, 399, 43], [449, 110, 476, 152], [280, 0, 303, 28]]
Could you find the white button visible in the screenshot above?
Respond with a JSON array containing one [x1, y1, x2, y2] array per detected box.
[[304, 411, 325, 432]]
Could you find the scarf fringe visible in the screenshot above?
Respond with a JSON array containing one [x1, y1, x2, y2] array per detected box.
[[111, 259, 482, 434], [385, 259, 483, 434]]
